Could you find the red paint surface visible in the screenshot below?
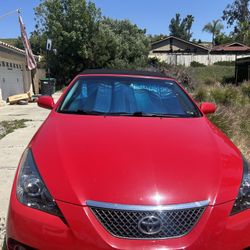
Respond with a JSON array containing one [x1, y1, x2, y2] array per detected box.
[[6, 74, 249, 249]]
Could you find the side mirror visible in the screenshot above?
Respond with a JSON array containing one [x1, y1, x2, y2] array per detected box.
[[37, 96, 54, 110], [200, 102, 217, 114]]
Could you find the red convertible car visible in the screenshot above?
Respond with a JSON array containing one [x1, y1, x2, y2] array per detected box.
[[6, 70, 250, 249]]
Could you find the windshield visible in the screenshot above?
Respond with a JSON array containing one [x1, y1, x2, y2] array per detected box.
[[58, 76, 201, 118]]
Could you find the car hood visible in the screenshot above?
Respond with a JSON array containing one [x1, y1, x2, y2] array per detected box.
[[31, 112, 242, 206]]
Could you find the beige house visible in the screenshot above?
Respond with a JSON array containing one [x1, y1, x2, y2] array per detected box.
[[150, 36, 250, 66], [151, 36, 209, 54], [0, 41, 44, 104]]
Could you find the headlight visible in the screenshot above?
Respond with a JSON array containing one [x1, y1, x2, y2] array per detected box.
[[231, 156, 250, 215], [16, 148, 63, 217]]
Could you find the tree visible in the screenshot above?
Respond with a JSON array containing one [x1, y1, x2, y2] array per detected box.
[[92, 18, 150, 69], [222, 0, 250, 43], [169, 13, 194, 41], [148, 34, 167, 43], [34, 0, 150, 84], [29, 31, 46, 55], [202, 20, 224, 46], [13, 37, 24, 49], [214, 33, 234, 45], [34, 0, 102, 83]]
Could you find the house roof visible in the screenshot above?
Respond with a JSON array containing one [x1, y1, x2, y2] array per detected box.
[[0, 40, 25, 56], [212, 42, 250, 52], [151, 36, 209, 52], [152, 37, 250, 54], [199, 42, 213, 50]]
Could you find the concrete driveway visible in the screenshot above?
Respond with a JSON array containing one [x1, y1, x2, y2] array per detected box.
[[0, 92, 61, 246]]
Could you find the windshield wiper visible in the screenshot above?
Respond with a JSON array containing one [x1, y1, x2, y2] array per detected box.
[[134, 112, 200, 118], [134, 112, 182, 118], [59, 109, 106, 115], [59, 110, 197, 118], [109, 112, 187, 118]]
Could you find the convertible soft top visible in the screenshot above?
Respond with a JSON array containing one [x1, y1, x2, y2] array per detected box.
[[80, 69, 168, 78]]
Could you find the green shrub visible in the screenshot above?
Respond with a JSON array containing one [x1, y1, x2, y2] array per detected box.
[[194, 87, 208, 102], [161, 65, 194, 88], [148, 57, 170, 69], [208, 112, 233, 137], [213, 61, 235, 66], [204, 77, 216, 86], [240, 105, 250, 136], [241, 82, 250, 98], [190, 61, 206, 67], [210, 86, 238, 105], [208, 105, 250, 160], [187, 65, 235, 85], [241, 119, 250, 136]]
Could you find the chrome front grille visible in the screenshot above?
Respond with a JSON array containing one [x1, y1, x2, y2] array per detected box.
[[87, 200, 208, 239]]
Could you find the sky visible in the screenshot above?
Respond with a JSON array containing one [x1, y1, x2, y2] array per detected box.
[[0, 0, 234, 42]]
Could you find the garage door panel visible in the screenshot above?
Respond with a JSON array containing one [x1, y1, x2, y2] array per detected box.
[[0, 66, 24, 101]]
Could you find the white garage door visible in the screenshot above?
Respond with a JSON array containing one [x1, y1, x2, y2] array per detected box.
[[0, 61, 24, 101]]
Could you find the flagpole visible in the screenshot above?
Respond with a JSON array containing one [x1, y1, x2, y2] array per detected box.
[[18, 11, 37, 94]]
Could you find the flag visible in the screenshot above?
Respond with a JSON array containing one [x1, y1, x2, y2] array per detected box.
[[19, 15, 37, 70]]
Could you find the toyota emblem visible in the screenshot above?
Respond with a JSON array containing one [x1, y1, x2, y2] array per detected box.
[[138, 215, 163, 235]]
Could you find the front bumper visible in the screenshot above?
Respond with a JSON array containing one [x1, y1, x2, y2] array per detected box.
[[6, 191, 250, 250]]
